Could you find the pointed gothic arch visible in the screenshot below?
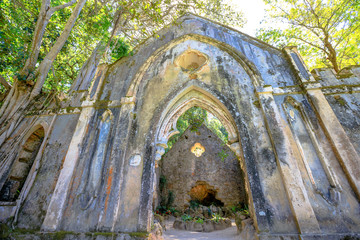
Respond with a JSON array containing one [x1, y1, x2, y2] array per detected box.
[[0, 125, 45, 202], [126, 33, 265, 99], [156, 85, 238, 146]]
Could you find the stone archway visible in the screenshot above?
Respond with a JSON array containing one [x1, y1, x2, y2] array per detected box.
[[0, 126, 45, 202], [154, 86, 242, 160], [152, 86, 249, 213]]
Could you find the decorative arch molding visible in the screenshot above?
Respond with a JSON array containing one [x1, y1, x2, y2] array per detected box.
[[125, 33, 264, 98], [0, 123, 46, 202], [20, 121, 49, 147], [154, 85, 240, 160]]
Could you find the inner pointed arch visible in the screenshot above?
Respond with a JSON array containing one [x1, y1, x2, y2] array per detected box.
[[156, 86, 238, 148]]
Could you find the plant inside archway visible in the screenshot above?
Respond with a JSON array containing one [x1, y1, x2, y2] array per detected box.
[[166, 106, 228, 151]]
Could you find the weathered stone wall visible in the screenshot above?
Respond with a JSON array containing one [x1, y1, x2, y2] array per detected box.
[[127, 37, 297, 234], [0, 113, 79, 228], [160, 125, 246, 209], [1, 13, 360, 240], [16, 114, 80, 229], [314, 67, 360, 156]]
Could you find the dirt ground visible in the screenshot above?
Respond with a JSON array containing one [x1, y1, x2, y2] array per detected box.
[[162, 220, 239, 240]]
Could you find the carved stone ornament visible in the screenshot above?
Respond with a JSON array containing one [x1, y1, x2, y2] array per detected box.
[[191, 142, 205, 157], [129, 155, 142, 166]]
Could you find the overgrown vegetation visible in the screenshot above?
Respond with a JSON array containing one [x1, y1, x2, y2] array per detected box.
[[166, 107, 229, 151], [0, 0, 245, 95], [257, 0, 360, 72], [0, 0, 245, 154]]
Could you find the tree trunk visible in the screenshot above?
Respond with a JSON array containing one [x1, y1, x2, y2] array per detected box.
[[31, 0, 87, 98], [323, 33, 340, 73], [0, 0, 87, 149], [69, 41, 107, 93], [21, 0, 52, 77], [0, 82, 31, 146]]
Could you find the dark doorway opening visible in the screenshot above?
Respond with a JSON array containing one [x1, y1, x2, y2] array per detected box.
[[189, 181, 224, 207]]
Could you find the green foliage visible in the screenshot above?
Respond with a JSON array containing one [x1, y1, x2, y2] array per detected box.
[[0, 0, 132, 94], [0, 0, 245, 96], [166, 190, 175, 208], [178, 107, 207, 133], [239, 203, 249, 216], [166, 107, 229, 151], [110, 37, 131, 61], [190, 200, 200, 210], [195, 218, 204, 224], [257, 0, 360, 72], [155, 206, 178, 216], [0, 223, 11, 238], [189, 0, 246, 29], [218, 147, 229, 161], [211, 213, 225, 222], [181, 214, 193, 222], [159, 175, 167, 192], [0, 0, 38, 92]]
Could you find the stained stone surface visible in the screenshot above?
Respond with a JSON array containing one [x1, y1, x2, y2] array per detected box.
[[160, 125, 246, 209], [1, 13, 360, 240]]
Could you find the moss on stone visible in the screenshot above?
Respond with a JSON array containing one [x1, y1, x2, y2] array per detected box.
[[51, 231, 78, 239], [128, 231, 148, 238], [252, 100, 261, 108]]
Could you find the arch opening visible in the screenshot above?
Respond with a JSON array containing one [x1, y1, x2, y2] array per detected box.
[[154, 104, 247, 219], [166, 106, 229, 151], [0, 126, 45, 202], [189, 181, 224, 207], [155, 86, 238, 152]]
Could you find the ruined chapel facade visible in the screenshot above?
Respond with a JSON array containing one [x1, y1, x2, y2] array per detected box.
[[1, 14, 360, 239]]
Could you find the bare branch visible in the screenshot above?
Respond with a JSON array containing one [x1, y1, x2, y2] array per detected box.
[[291, 36, 328, 54]]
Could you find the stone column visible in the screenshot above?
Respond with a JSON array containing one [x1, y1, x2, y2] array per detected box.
[[41, 105, 95, 231], [284, 47, 360, 200], [97, 97, 136, 232], [257, 86, 321, 234], [305, 83, 360, 199]]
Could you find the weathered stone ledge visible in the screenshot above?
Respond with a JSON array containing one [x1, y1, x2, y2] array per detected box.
[[4, 231, 149, 240]]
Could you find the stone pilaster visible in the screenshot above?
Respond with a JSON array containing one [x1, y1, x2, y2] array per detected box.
[[257, 86, 321, 234], [96, 97, 136, 231], [41, 106, 95, 231], [305, 83, 360, 199]]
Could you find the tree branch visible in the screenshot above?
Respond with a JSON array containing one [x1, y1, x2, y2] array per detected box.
[[21, 0, 51, 75], [0, 75, 12, 90], [50, 0, 77, 13], [31, 0, 87, 98], [13, 0, 37, 17], [291, 36, 328, 54]]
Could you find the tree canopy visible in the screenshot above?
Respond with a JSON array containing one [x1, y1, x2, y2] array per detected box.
[[0, 0, 245, 95], [0, 0, 244, 147], [257, 0, 360, 72]]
